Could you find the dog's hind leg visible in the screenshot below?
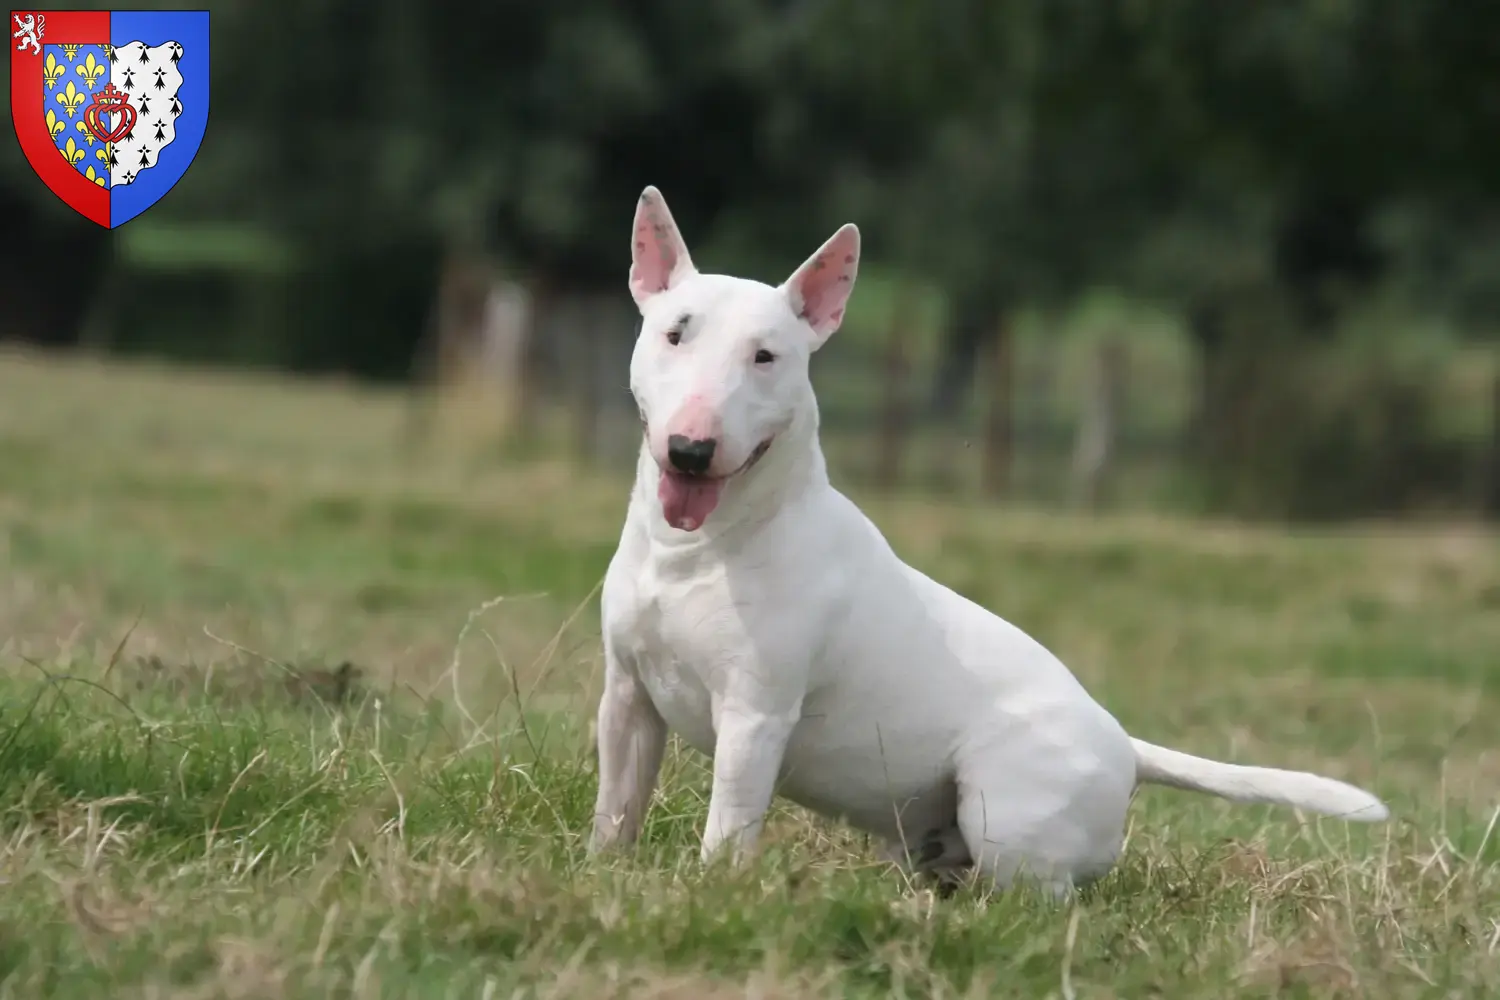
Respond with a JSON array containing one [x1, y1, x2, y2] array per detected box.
[[954, 749, 1131, 899], [589, 639, 668, 854]]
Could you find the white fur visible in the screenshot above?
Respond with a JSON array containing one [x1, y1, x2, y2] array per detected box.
[[590, 186, 1390, 895]]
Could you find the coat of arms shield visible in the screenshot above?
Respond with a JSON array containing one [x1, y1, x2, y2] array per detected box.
[[10, 9, 209, 228]]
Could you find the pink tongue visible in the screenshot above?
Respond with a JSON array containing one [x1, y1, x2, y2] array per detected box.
[[658, 472, 724, 531]]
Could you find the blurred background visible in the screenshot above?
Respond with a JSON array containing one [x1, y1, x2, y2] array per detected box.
[[5, 0, 1500, 523]]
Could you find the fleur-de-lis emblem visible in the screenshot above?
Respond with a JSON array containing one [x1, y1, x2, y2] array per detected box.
[[94, 142, 113, 168], [42, 53, 65, 90], [55, 81, 86, 118], [74, 119, 96, 146], [84, 166, 105, 187], [61, 44, 81, 62], [75, 52, 105, 90], [58, 137, 84, 166], [45, 109, 64, 141]]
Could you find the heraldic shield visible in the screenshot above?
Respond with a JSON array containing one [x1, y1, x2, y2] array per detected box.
[[10, 9, 209, 228]]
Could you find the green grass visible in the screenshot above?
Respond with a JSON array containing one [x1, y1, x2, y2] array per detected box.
[[0, 346, 1497, 997]]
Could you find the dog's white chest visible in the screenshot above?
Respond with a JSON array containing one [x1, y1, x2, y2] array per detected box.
[[636, 657, 715, 755], [608, 562, 745, 755]]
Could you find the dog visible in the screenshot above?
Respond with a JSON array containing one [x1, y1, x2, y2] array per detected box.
[[588, 186, 1389, 896]]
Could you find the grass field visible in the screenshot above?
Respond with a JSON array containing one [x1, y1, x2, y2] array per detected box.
[[0, 346, 1497, 998]]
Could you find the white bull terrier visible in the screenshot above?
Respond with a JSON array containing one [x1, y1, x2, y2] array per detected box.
[[589, 186, 1389, 896]]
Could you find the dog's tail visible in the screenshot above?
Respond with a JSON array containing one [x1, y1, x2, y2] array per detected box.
[[1131, 739, 1389, 822]]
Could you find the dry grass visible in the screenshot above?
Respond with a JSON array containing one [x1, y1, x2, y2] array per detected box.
[[0, 347, 1496, 997]]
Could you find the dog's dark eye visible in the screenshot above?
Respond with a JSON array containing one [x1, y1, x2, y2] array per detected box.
[[754, 349, 776, 365], [666, 328, 682, 346]]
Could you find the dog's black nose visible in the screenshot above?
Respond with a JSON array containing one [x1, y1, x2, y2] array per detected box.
[[667, 435, 716, 475]]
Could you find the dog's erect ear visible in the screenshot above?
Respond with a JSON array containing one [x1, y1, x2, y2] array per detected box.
[[630, 186, 697, 311], [781, 224, 860, 348]]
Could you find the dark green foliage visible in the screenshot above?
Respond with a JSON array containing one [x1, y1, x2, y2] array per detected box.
[[2, 0, 1498, 519]]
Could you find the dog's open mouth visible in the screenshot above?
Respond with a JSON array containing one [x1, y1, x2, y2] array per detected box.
[[659, 439, 772, 532]]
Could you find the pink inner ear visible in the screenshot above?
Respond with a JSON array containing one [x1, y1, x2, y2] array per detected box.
[[788, 228, 859, 339], [630, 193, 689, 306]]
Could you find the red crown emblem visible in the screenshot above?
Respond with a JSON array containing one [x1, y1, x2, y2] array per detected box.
[[82, 83, 136, 145]]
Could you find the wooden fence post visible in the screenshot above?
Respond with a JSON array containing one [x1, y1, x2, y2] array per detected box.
[[1485, 364, 1500, 519], [514, 275, 552, 448], [875, 287, 916, 491], [1070, 335, 1128, 511], [981, 313, 1014, 499]]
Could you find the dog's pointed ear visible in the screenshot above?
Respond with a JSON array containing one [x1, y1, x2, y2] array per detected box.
[[630, 186, 697, 311], [781, 224, 860, 349]]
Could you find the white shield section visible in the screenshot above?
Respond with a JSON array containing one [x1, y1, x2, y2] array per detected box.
[[109, 40, 184, 186]]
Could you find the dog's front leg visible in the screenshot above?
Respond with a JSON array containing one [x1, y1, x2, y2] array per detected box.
[[589, 642, 667, 854], [700, 701, 799, 865]]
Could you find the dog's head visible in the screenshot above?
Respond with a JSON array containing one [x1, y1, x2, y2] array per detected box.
[[627, 186, 859, 532]]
